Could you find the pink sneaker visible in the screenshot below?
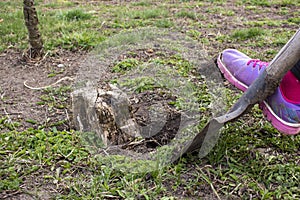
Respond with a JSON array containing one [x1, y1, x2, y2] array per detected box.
[[217, 49, 300, 135]]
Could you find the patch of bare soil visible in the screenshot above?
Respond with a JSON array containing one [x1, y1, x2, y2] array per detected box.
[[123, 90, 182, 153], [0, 48, 86, 132]]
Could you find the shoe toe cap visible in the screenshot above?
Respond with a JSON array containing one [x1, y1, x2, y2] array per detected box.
[[222, 49, 250, 72]]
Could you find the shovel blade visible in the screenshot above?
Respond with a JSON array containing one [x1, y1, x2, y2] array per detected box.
[[186, 118, 224, 157]]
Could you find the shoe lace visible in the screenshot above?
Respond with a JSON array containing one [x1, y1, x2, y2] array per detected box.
[[247, 59, 269, 70]]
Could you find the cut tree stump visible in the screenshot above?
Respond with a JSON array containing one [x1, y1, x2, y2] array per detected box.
[[72, 83, 142, 147]]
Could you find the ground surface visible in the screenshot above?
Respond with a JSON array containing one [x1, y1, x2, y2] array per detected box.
[[1, 0, 300, 199], [0, 49, 85, 132]]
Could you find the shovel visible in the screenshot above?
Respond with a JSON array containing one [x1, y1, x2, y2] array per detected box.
[[177, 28, 300, 159]]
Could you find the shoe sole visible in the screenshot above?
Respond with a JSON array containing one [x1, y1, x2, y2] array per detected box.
[[217, 53, 300, 135]]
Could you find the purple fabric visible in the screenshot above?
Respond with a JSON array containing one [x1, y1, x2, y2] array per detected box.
[[221, 49, 268, 88], [267, 88, 300, 124]]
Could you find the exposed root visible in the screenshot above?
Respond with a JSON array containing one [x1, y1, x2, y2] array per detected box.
[[23, 76, 74, 90]]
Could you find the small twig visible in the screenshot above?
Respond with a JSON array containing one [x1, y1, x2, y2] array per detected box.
[[36, 50, 50, 64], [58, 148, 75, 159], [99, 21, 106, 30], [199, 167, 221, 200], [0, 91, 5, 99], [24, 76, 74, 90], [65, 109, 71, 124], [126, 138, 145, 146], [229, 183, 242, 195], [3, 108, 13, 123], [101, 148, 109, 156], [210, 182, 221, 200]]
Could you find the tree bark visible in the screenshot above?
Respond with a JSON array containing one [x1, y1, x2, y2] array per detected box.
[[23, 0, 43, 59]]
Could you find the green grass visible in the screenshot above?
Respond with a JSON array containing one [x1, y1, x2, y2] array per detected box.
[[131, 8, 169, 20], [245, 19, 284, 27], [207, 118, 300, 198], [112, 58, 140, 73], [0, 9, 27, 51], [119, 76, 158, 93], [244, 0, 272, 6], [0, 117, 20, 131], [1, 0, 300, 199], [175, 10, 197, 20], [131, 1, 153, 7], [288, 17, 300, 24], [0, 1, 106, 51], [44, 1, 75, 9], [113, 55, 198, 94], [231, 27, 266, 41], [0, 127, 89, 190], [241, 0, 297, 6], [37, 86, 71, 110], [155, 19, 174, 28], [60, 9, 93, 21]]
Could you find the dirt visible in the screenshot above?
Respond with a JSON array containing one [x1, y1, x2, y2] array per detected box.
[[123, 90, 182, 153], [0, 45, 202, 153], [0, 48, 86, 132], [96, 48, 196, 154]]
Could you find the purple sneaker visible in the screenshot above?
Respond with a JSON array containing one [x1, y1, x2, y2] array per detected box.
[[217, 49, 300, 135], [217, 49, 268, 92]]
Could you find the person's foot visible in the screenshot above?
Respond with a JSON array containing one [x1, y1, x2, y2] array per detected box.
[[217, 49, 300, 135]]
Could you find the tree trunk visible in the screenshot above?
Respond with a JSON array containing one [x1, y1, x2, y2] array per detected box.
[[23, 0, 43, 59]]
